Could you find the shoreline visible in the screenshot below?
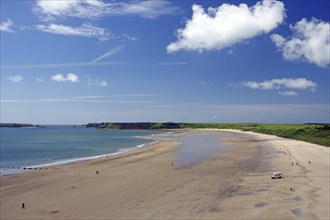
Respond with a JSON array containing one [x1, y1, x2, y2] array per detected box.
[[1, 129, 328, 219], [0, 132, 163, 176]]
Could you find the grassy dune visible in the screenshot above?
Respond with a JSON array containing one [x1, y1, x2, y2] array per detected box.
[[181, 123, 330, 147], [86, 122, 329, 147]]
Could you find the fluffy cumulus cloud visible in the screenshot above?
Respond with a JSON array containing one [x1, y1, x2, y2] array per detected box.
[[240, 78, 317, 96], [51, 73, 79, 82], [271, 18, 330, 68], [0, 19, 15, 33], [35, 23, 110, 41], [34, 0, 178, 20], [167, 0, 285, 53], [7, 75, 23, 83]]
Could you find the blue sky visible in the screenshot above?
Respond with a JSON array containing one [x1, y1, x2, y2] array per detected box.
[[1, 0, 329, 124]]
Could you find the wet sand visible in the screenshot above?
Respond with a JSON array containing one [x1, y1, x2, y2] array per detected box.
[[0, 129, 329, 219]]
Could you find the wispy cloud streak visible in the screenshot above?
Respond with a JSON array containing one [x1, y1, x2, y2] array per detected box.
[[0, 98, 156, 104], [34, 0, 179, 20], [91, 45, 125, 63], [35, 23, 110, 41], [1, 94, 159, 104], [241, 78, 317, 91], [156, 62, 188, 65], [0, 61, 128, 69]]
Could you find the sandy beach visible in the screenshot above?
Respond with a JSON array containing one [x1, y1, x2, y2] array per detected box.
[[1, 129, 329, 219]]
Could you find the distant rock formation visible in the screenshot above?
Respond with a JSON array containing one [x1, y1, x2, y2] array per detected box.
[[0, 123, 39, 128], [85, 122, 182, 130]]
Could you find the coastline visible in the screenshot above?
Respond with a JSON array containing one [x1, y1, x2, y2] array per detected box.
[[1, 129, 328, 219], [0, 130, 162, 176]]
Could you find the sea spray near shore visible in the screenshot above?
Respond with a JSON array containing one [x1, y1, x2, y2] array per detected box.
[[0, 127, 161, 175]]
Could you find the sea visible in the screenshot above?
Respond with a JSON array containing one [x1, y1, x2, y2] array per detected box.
[[0, 126, 161, 176]]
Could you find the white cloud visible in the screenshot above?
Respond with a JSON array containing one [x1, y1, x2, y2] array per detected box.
[[88, 78, 108, 87], [241, 78, 316, 90], [238, 78, 316, 97], [7, 75, 23, 83], [97, 80, 107, 87], [91, 45, 125, 63], [121, 34, 138, 42], [35, 23, 110, 41], [51, 73, 79, 82], [120, 1, 178, 19], [0, 19, 15, 33], [167, 0, 285, 53], [278, 91, 298, 96], [271, 18, 330, 68], [36, 0, 78, 15], [34, 0, 178, 20], [34, 0, 103, 20], [34, 23, 136, 42]]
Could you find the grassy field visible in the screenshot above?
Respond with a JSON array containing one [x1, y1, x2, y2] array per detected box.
[[179, 123, 330, 147]]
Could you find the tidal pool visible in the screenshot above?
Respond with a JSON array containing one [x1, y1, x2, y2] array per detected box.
[[171, 131, 236, 165]]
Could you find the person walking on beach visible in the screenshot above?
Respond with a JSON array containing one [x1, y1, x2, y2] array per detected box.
[[22, 203, 25, 209]]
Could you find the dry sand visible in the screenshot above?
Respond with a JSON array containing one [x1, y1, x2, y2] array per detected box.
[[0, 130, 329, 219]]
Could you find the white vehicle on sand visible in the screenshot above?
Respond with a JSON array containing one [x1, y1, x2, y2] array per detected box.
[[271, 172, 282, 179]]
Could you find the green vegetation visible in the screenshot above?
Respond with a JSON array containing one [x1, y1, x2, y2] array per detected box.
[[222, 123, 329, 147], [85, 122, 181, 130], [86, 122, 329, 147], [184, 123, 329, 147]]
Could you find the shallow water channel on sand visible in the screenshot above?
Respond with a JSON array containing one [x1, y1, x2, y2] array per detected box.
[[170, 131, 236, 165]]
